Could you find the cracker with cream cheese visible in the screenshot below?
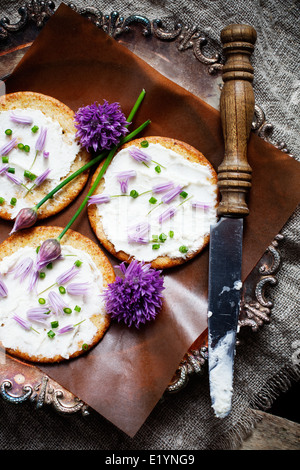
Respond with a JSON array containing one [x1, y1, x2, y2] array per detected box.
[[0, 91, 89, 221], [0, 226, 115, 363], [88, 136, 218, 269]]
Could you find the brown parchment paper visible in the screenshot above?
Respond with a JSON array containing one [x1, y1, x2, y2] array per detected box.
[[1, 4, 300, 437]]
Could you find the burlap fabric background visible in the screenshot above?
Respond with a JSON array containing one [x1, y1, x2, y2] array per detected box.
[[0, 0, 299, 450]]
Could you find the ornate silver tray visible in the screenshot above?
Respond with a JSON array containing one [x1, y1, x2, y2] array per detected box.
[[0, 1, 288, 415]]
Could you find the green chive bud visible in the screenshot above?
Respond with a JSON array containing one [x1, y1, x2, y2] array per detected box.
[[31, 125, 39, 133], [39, 272, 46, 279], [23, 145, 30, 153], [10, 197, 17, 206], [169, 230, 174, 238], [74, 305, 81, 312], [38, 298, 46, 304], [59, 286, 66, 294], [74, 260, 82, 267], [155, 165, 161, 173], [63, 308, 72, 314], [179, 245, 188, 253], [51, 321, 59, 329], [140, 140, 149, 148], [5, 129, 12, 135], [2, 156, 9, 163], [130, 189, 139, 198], [18, 143, 24, 150], [0, 197, 5, 205], [152, 244, 160, 250], [159, 233, 167, 242], [47, 330, 55, 339], [149, 197, 157, 204]]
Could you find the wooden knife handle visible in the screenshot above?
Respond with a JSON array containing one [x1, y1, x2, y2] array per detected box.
[[217, 24, 257, 217]]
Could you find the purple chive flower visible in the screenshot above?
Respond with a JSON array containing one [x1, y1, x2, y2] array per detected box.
[[161, 185, 183, 204], [36, 238, 61, 271], [152, 181, 174, 194], [0, 164, 10, 175], [127, 221, 150, 244], [0, 278, 8, 298], [13, 314, 31, 331], [10, 111, 33, 125], [47, 291, 68, 315], [9, 257, 33, 281], [158, 207, 177, 224], [56, 265, 79, 285], [57, 324, 74, 334], [35, 127, 47, 152], [191, 201, 211, 211], [5, 171, 22, 186], [9, 207, 38, 235], [0, 137, 17, 155], [66, 282, 90, 296], [34, 168, 51, 187], [74, 100, 129, 153], [116, 170, 136, 193], [103, 260, 164, 328], [27, 307, 50, 324], [128, 147, 151, 164], [87, 194, 111, 206], [43, 151, 49, 159]]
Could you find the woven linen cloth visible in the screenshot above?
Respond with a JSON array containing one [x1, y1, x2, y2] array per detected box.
[[0, 0, 299, 450]]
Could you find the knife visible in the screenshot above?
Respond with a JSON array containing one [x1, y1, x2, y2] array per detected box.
[[208, 24, 257, 418]]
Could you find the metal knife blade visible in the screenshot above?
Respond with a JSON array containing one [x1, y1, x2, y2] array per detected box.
[[207, 24, 257, 418]]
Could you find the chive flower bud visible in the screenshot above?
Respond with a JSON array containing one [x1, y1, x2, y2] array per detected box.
[[26, 307, 50, 324], [0, 137, 17, 155], [161, 185, 183, 204], [128, 147, 151, 164], [87, 194, 111, 206], [0, 277, 8, 298], [35, 127, 47, 152], [152, 181, 174, 194], [36, 238, 61, 271], [66, 282, 91, 296], [5, 171, 22, 186], [13, 314, 39, 333], [191, 201, 211, 211], [9, 207, 38, 235], [47, 291, 68, 315], [158, 207, 177, 224], [0, 164, 9, 175], [56, 265, 79, 285], [34, 168, 51, 187]]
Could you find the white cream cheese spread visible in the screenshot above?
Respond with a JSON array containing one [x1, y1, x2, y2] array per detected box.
[[0, 108, 80, 216], [96, 142, 218, 261], [0, 244, 106, 360]]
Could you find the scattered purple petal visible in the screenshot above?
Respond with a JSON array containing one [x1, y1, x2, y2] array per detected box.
[[47, 291, 68, 315], [43, 151, 49, 159], [103, 260, 164, 328], [5, 171, 22, 186], [0, 164, 10, 175], [116, 170, 136, 193], [161, 185, 183, 204], [0, 277, 8, 298], [56, 265, 79, 285], [35, 127, 47, 152], [13, 314, 31, 331], [152, 181, 174, 194], [26, 307, 50, 324], [129, 147, 151, 164], [34, 168, 51, 187], [57, 324, 74, 334], [36, 238, 61, 271], [28, 269, 39, 292], [74, 100, 129, 153], [9, 207, 38, 235], [87, 194, 111, 206], [127, 221, 150, 244], [158, 207, 177, 224], [66, 282, 91, 296], [9, 257, 33, 281], [0, 137, 17, 155], [10, 111, 33, 125], [191, 201, 211, 211]]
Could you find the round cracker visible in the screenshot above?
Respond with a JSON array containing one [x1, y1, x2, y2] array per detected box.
[[0, 91, 90, 221], [88, 136, 218, 269], [0, 226, 115, 363]]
